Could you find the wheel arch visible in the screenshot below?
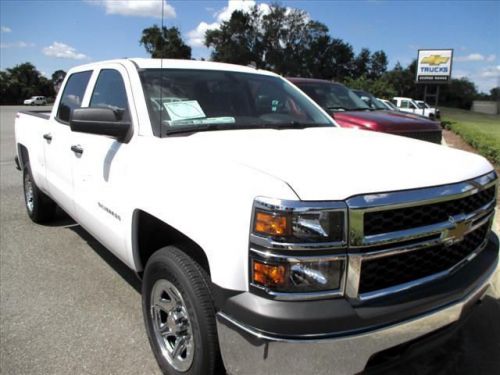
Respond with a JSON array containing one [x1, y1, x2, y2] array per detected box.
[[132, 209, 211, 278], [17, 143, 29, 170]]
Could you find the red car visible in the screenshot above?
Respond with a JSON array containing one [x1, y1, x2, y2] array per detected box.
[[288, 77, 442, 144]]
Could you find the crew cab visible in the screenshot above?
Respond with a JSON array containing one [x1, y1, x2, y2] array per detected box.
[[289, 78, 442, 144], [15, 59, 498, 375], [23, 96, 47, 105], [393, 96, 438, 120]]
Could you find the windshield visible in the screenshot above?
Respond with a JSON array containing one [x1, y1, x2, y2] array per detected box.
[[139, 69, 333, 136], [296, 82, 370, 112], [353, 90, 387, 110], [416, 101, 426, 109]]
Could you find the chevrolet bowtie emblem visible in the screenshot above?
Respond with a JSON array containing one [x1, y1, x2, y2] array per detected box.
[[421, 55, 450, 65], [442, 216, 471, 245]]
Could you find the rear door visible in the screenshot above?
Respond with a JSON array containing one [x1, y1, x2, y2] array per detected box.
[[44, 70, 92, 216]]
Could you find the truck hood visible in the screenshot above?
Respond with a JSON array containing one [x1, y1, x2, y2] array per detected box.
[[187, 127, 493, 201], [333, 110, 440, 133]]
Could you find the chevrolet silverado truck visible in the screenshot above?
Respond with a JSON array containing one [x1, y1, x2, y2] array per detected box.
[[15, 59, 499, 375], [289, 78, 442, 144]]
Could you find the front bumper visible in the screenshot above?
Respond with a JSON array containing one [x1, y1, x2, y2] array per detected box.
[[216, 234, 498, 375]]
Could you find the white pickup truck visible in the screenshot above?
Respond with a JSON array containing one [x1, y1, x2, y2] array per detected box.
[[392, 96, 438, 120], [15, 59, 498, 375]]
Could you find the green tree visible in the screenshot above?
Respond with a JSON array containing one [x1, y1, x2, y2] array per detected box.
[[205, 9, 263, 67], [140, 25, 191, 59], [0, 62, 55, 104], [352, 48, 371, 77], [369, 50, 388, 79]]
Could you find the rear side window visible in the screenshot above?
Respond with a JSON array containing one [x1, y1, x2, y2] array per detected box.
[[56, 71, 92, 123], [90, 69, 129, 113], [401, 100, 409, 108]]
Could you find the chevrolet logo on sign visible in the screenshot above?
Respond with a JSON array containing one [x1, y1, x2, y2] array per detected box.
[[442, 216, 471, 246], [421, 55, 450, 65]]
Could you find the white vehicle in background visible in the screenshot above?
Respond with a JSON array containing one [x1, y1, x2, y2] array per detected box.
[[23, 96, 47, 106], [416, 100, 440, 119], [377, 98, 399, 111], [392, 97, 437, 120]]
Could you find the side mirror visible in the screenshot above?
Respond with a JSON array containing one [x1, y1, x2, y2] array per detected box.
[[70, 108, 131, 140]]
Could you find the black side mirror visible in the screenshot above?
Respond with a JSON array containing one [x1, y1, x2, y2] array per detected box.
[[70, 108, 131, 140]]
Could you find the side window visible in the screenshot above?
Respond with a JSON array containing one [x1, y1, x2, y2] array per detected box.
[[401, 100, 409, 108], [56, 71, 92, 123], [90, 69, 129, 115]]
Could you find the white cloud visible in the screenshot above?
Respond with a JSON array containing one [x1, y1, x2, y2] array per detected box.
[[42, 42, 88, 60], [1, 26, 11, 33], [479, 65, 500, 78], [0, 41, 34, 48], [187, 0, 270, 47], [87, 0, 175, 19], [454, 53, 496, 62], [187, 22, 219, 48], [485, 54, 496, 62]]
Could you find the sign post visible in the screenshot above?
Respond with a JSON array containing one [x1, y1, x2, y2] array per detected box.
[[416, 49, 453, 107]]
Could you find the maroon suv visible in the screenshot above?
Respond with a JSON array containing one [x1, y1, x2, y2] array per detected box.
[[288, 78, 442, 144]]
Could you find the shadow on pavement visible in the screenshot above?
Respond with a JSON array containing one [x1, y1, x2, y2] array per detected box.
[[46, 208, 142, 294]]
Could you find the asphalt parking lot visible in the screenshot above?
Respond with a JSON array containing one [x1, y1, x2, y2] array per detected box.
[[1, 105, 499, 374]]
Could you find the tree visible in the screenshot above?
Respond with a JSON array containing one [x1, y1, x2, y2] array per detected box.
[[352, 48, 371, 77], [205, 9, 263, 67], [51, 70, 66, 93], [0, 62, 55, 104], [369, 50, 388, 79], [140, 26, 191, 59]]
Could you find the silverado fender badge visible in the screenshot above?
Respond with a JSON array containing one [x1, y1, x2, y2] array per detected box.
[[442, 216, 471, 246]]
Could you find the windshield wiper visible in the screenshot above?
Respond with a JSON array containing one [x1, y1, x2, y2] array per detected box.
[[164, 121, 331, 136]]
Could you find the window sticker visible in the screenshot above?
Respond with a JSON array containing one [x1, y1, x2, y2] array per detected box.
[[163, 100, 206, 122]]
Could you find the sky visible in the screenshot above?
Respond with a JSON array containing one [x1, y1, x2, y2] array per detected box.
[[1, 0, 499, 93]]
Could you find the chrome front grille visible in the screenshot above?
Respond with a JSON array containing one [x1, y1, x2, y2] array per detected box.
[[346, 171, 497, 301], [364, 186, 495, 236]]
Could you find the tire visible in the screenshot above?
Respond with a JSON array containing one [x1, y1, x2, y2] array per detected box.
[[142, 246, 221, 375], [23, 163, 56, 223]]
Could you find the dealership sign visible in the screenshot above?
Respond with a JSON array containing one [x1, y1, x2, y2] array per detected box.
[[416, 49, 453, 83]]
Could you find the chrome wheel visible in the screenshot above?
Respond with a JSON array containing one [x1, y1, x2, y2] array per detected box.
[[24, 171, 34, 213], [150, 279, 194, 372]]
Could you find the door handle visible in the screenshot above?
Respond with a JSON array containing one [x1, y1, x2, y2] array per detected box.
[[71, 145, 84, 155], [43, 133, 52, 141]]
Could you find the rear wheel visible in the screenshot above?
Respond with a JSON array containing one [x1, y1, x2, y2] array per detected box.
[[23, 163, 56, 223], [142, 246, 221, 375]]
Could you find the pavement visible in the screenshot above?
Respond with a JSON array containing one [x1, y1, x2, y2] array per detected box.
[[0, 106, 499, 374]]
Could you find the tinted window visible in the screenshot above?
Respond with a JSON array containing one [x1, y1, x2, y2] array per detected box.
[[56, 71, 92, 123], [401, 100, 409, 108], [297, 83, 369, 111], [90, 69, 129, 113]]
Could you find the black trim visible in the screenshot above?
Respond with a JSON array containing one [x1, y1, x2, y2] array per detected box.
[[18, 110, 51, 120], [214, 232, 498, 339]]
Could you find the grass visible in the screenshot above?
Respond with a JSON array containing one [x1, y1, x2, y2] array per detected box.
[[441, 107, 500, 165]]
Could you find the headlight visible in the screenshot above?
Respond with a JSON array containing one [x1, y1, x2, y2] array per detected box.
[[251, 256, 345, 295], [252, 198, 346, 244], [249, 198, 347, 299]]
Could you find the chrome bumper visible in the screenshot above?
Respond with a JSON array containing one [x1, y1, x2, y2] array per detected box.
[[216, 259, 497, 375]]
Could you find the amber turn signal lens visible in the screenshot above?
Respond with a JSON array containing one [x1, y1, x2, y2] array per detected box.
[[253, 260, 286, 287], [254, 211, 288, 236]]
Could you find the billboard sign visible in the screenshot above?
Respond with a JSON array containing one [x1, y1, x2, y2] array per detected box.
[[416, 49, 453, 84]]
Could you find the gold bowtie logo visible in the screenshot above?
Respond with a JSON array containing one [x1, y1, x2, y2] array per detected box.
[[421, 55, 450, 65], [442, 216, 471, 245]]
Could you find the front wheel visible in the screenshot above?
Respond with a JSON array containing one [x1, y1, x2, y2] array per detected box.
[[142, 246, 221, 375]]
